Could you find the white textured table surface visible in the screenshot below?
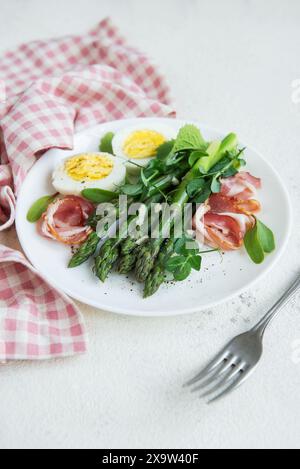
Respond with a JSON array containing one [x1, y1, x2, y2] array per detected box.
[[1, 0, 300, 449]]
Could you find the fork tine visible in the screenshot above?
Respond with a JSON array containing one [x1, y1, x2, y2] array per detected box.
[[200, 361, 243, 398], [191, 356, 237, 392], [190, 360, 228, 392], [184, 350, 231, 387], [207, 367, 251, 404]]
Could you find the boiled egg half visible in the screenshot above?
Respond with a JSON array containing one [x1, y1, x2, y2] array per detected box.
[[52, 152, 126, 196], [112, 123, 176, 173]]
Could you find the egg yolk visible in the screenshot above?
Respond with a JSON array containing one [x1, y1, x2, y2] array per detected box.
[[65, 154, 114, 181], [122, 130, 166, 159]]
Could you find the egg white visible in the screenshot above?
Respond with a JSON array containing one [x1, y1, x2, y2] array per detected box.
[[111, 123, 177, 173], [52, 152, 126, 196]]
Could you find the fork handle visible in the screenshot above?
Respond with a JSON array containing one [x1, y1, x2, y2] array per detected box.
[[252, 274, 300, 336]]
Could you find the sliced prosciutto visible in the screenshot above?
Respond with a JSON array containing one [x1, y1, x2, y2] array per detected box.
[[0, 205, 9, 224], [37, 195, 94, 245], [195, 209, 256, 251], [208, 193, 261, 215], [220, 171, 261, 200], [194, 172, 261, 251]]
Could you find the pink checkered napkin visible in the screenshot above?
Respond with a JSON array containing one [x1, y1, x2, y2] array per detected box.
[[0, 18, 174, 361], [0, 246, 87, 360]]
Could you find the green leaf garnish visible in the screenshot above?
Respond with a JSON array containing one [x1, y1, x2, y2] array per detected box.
[[140, 168, 160, 188], [186, 178, 205, 198], [205, 157, 231, 175], [244, 218, 275, 264], [222, 166, 238, 178], [156, 140, 175, 160], [192, 181, 212, 203], [165, 236, 206, 281], [165, 255, 192, 281], [201, 147, 246, 196], [244, 225, 265, 264], [256, 220, 276, 253], [164, 152, 186, 167], [189, 255, 202, 271], [238, 158, 247, 167], [165, 255, 186, 270], [120, 183, 144, 196], [174, 237, 199, 256], [211, 177, 221, 193], [99, 132, 114, 154], [173, 124, 207, 153], [27, 194, 56, 222], [81, 188, 117, 203]]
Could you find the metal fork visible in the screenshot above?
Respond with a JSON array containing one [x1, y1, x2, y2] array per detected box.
[[186, 274, 300, 403]]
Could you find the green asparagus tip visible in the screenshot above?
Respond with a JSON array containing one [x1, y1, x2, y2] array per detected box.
[[135, 240, 162, 283], [118, 252, 137, 274], [143, 266, 165, 298], [68, 231, 100, 268], [68, 258, 79, 268], [94, 239, 119, 282], [120, 237, 138, 256]]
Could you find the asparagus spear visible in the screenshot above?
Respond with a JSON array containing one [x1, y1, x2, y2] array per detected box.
[[143, 238, 175, 297], [94, 238, 119, 282], [120, 237, 138, 255], [68, 203, 119, 268], [135, 239, 163, 282], [117, 246, 139, 274], [68, 232, 100, 268]]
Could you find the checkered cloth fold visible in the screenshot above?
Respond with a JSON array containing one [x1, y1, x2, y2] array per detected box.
[[0, 18, 174, 361]]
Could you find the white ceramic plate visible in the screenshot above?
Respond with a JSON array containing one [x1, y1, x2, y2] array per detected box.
[[16, 118, 292, 316]]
